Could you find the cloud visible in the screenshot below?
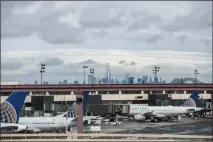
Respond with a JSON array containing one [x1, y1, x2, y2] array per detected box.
[[1, 58, 24, 70], [129, 61, 137, 66], [159, 2, 212, 32], [119, 60, 128, 66], [128, 12, 161, 30], [80, 59, 96, 64], [43, 57, 64, 66], [145, 34, 163, 43], [78, 2, 126, 28], [1, 1, 212, 84], [177, 35, 187, 43], [1, 1, 84, 44]]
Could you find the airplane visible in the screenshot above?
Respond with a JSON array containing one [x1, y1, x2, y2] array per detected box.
[[17, 91, 90, 133], [129, 90, 203, 122], [1, 91, 90, 133], [0, 91, 29, 133], [55, 92, 102, 126]]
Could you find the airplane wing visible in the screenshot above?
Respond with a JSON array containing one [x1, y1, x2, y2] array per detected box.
[[1, 125, 19, 133], [152, 113, 166, 118], [143, 111, 166, 118], [24, 126, 41, 133], [0, 123, 28, 133]]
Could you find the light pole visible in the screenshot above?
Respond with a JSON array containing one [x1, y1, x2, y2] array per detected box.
[[152, 66, 160, 84], [83, 65, 88, 84], [194, 69, 199, 84], [40, 63, 45, 85], [90, 68, 94, 84]]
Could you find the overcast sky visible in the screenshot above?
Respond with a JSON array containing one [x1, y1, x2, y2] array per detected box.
[[1, 1, 212, 84]]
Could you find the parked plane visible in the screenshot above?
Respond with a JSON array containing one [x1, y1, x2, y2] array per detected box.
[[0, 91, 29, 133], [56, 92, 101, 125], [18, 91, 90, 133], [130, 90, 203, 122], [1, 91, 90, 133]]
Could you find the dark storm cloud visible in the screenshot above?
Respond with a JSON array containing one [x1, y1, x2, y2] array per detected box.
[[1, 59, 24, 70]]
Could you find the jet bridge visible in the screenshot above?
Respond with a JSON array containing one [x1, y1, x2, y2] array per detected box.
[[31, 96, 54, 116], [148, 93, 172, 106]]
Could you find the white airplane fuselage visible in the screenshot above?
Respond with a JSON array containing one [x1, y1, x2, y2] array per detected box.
[[129, 105, 202, 117], [18, 117, 76, 132]]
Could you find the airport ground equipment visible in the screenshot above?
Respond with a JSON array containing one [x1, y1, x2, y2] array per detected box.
[[105, 121, 124, 126], [93, 119, 102, 125], [89, 126, 101, 133]]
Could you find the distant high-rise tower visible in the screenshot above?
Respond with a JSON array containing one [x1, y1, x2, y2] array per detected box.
[[88, 75, 93, 84], [142, 76, 148, 83], [63, 80, 68, 84], [149, 76, 152, 83], [106, 63, 111, 84]]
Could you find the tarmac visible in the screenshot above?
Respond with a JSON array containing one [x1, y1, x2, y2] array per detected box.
[[71, 117, 212, 136]]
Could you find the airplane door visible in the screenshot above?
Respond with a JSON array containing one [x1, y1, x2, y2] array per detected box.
[[173, 107, 175, 115], [164, 101, 168, 106], [156, 100, 161, 106]]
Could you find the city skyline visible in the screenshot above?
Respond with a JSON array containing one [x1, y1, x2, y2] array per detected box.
[[1, 1, 212, 84]]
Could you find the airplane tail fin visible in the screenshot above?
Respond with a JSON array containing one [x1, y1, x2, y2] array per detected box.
[[182, 90, 200, 107], [62, 91, 89, 118], [0, 91, 29, 123]]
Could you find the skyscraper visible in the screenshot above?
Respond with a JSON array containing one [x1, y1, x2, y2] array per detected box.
[[149, 76, 152, 83], [106, 63, 111, 84], [124, 73, 130, 84], [142, 76, 148, 83], [88, 75, 93, 84], [129, 77, 134, 84], [74, 81, 79, 84], [63, 80, 68, 84], [137, 78, 142, 84]]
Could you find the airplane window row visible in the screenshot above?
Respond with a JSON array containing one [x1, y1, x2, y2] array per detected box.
[[32, 122, 55, 124], [18, 122, 55, 124], [132, 108, 147, 109]]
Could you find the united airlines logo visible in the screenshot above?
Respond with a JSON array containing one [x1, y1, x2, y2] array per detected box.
[[183, 98, 196, 107], [63, 103, 78, 118], [0, 101, 17, 123]]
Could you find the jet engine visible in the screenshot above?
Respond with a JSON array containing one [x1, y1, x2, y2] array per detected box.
[[15, 125, 28, 132], [134, 115, 146, 121]]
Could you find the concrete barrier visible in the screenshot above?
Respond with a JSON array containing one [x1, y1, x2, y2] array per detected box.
[[1, 133, 212, 141]]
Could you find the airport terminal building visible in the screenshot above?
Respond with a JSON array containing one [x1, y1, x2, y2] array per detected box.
[[1, 84, 212, 117]]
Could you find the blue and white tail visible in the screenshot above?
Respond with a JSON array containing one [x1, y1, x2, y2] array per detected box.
[[0, 91, 29, 123], [182, 90, 200, 107], [59, 91, 89, 118]]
